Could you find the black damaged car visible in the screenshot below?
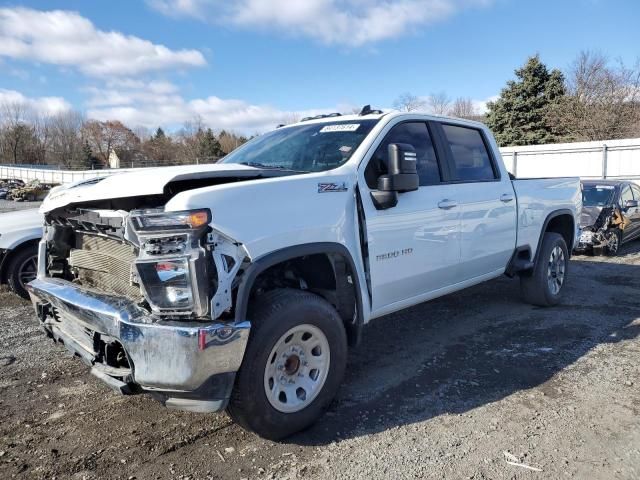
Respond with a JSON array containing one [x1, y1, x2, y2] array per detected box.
[[575, 179, 640, 255]]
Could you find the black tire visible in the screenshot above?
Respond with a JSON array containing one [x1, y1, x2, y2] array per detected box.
[[604, 229, 622, 256], [520, 232, 568, 307], [227, 288, 347, 440], [7, 245, 38, 300]]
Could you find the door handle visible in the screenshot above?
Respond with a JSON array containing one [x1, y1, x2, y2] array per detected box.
[[500, 194, 514, 203], [438, 199, 458, 210]]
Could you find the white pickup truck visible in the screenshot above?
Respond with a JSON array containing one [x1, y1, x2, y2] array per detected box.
[[27, 111, 581, 439]]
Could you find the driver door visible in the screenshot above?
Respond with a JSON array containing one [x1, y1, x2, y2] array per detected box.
[[359, 121, 462, 315]]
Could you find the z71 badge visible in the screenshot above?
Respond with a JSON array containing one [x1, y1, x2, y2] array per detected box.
[[318, 182, 349, 193]]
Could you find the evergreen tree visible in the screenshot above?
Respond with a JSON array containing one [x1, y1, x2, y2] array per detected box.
[[80, 140, 95, 169], [486, 55, 566, 146], [154, 127, 166, 140], [198, 128, 223, 161]]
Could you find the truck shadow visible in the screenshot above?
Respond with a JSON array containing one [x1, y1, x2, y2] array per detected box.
[[289, 243, 640, 446]]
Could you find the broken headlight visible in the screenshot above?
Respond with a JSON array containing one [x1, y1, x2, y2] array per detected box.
[[131, 209, 210, 317], [130, 209, 210, 232], [136, 259, 193, 310]]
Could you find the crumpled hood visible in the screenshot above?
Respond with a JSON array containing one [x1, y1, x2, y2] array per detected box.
[[580, 205, 603, 228], [40, 163, 277, 213]]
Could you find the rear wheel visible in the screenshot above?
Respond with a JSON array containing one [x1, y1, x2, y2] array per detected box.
[[520, 232, 568, 307], [227, 289, 347, 440], [7, 245, 38, 299]]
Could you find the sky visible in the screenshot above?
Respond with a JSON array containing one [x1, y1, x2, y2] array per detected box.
[[0, 0, 638, 134]]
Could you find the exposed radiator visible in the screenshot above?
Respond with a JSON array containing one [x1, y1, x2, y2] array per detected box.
[[69, 233, 140, 299]]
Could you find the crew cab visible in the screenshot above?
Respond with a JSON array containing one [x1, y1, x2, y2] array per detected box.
[[27, 111, 581, 439]]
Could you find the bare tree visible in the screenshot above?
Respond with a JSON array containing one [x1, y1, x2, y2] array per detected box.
[[48, 110, 86, 168], [428, 91, 452, 115], [449, 97, 478, 119], [392, 93, 426, 112], [550, 51, 640, 141], [83, 120, 140, 166], [0, 101, 34, 164]]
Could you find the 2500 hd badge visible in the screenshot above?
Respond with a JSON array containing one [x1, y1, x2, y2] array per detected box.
[[376, 248, 413, 261]]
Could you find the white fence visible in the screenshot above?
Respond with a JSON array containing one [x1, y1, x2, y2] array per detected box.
[[2, 137, 640, 184], [500, 137, 640, 179], [0, 165, 139, 184]]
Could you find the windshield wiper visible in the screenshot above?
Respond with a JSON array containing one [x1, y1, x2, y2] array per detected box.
[[239, 161, 309, 173]]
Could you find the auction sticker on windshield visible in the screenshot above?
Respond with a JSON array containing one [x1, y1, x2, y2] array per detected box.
[[320, 124, 360, 133]]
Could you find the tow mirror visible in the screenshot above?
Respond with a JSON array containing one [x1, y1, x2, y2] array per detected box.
[[370, 143, 419, 210], [624, 199, 638, 209]]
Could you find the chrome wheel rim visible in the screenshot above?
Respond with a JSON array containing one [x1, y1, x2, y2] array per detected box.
[[263, 324, 330, 413], [547, 246, 566, 295], [18, 256, 37, 288]]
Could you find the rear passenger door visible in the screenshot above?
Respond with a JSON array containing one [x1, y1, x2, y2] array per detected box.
[[433, 123, 517, 281]]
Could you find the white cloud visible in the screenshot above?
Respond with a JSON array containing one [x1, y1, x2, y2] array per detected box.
[[148, 0, 492, 46], [85, 80, 352, 133], [0, 89, 72, 116], [0, 7, 207, 76], [473, 95, 499, 114]]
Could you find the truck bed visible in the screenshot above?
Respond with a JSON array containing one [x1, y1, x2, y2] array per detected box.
[[512, 177, 582, 258]]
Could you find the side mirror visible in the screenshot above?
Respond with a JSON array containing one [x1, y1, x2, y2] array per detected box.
[[370, 143, 419, 210], [624, 199, 638, 209]]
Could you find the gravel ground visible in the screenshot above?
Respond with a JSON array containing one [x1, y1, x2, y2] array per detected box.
[[0, 217, 639, 479]]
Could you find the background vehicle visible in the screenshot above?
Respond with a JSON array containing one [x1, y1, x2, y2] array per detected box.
[[27, 111, 581, 439], [0, 209, 43, 298], [8, 180, 51, 202], [575, 179, 640, 255]]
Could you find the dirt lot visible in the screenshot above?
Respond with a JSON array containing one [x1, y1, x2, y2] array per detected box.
[[1, 227, 639, 479]]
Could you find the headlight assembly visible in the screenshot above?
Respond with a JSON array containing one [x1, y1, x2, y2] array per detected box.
[[130, 209, 210, 232], [136, 259, 194, 311], [130, 208, 211, 317]]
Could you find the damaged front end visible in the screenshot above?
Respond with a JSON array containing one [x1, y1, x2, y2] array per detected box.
[[27, 203, 251, 413], [576, 206, 626, 254]]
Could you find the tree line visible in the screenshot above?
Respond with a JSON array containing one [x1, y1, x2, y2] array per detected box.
[[2, 50, 639, 169], [0, 106, 249, 169], [393, 51, 640, 147]]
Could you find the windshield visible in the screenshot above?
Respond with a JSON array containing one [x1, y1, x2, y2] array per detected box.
[[582, 184, 615, 207], [220, 120, 379, 172]]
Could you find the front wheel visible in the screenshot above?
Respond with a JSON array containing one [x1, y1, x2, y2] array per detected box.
[[604, 229, 621, 256], [520, 232, 568, 307], [227, 289, 347, 440]]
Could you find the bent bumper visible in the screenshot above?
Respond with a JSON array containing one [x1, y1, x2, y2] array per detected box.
[[27, 277, 250, 412]]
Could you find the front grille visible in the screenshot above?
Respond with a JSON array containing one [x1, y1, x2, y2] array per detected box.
[[69, 233, 140, 299]]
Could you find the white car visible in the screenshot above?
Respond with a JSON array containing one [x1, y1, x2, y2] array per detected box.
[[27, 110, 581, 439], [0, 208, 43, 298]]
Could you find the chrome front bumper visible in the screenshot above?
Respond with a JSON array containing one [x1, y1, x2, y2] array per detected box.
[[27, 277, 250, 412]]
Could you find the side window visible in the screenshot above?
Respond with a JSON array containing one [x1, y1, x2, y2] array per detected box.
[[441, 124, 497, 182], [364, 122, 441, 188], [621, 185, 634, 206], [631, 185, 640, 200]]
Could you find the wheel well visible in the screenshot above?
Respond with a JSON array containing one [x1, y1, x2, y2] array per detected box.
[[545, 214, 575, 252], [245, 253, 360, 346], [0, 239, 39, 283]]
